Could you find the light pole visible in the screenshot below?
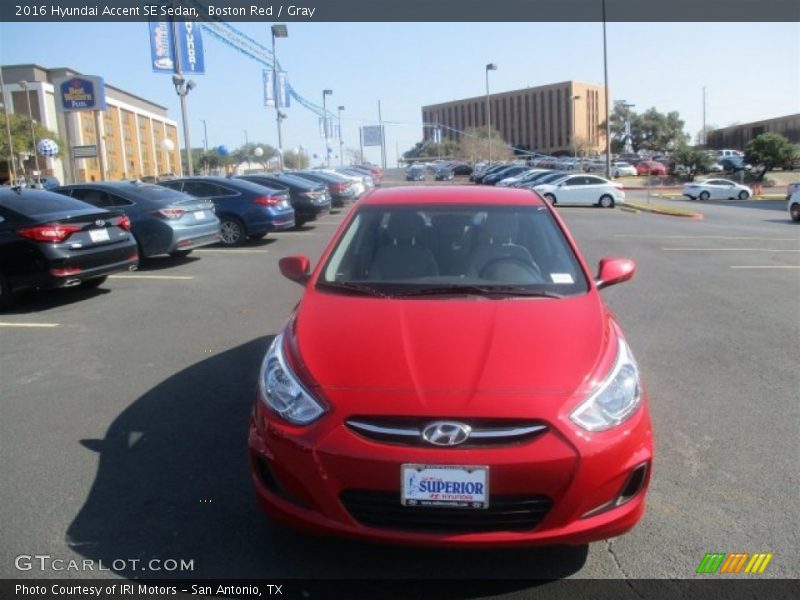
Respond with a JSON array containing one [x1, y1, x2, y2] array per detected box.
[[337, 105, 345, 166], [172, 73, 196, 176], [485, 63, 497, 163], [271, 24, 288, 170], [702, 86, 707, 147], [200, 119, 208, 152], [571, 94, 581, 159], [19, 80, 41, 178], [602, 0, 611, 179], [322, 89, 333, 167]]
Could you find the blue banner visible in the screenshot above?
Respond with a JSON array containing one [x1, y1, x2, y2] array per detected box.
[[276, 71, 290, 108], [149, 21, 205, 74], [263, 69, 275, 107]]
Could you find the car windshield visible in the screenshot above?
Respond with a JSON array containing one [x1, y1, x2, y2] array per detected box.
[[319, 204, 588, 297]]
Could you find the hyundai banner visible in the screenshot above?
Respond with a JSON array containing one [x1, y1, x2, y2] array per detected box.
[[149, 20, 205, 74], [263, 69, 275, 107]]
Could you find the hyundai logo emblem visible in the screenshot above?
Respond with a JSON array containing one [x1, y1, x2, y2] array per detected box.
[[95, 220, 105, 227], [421, 421, 472, 446]]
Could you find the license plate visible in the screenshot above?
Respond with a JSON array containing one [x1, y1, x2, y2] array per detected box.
[[89, 228, 110, 243], [401, 464, 489, 509], [193, 210, 206, 220]]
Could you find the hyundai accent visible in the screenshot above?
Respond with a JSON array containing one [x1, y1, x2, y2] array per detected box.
[[249, 186, 653, 547]]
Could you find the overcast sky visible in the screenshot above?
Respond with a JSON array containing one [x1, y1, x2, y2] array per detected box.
[[2, 21, 798, 165]]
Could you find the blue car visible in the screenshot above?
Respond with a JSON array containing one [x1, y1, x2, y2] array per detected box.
[[159, 176, 295, 246], [54, 181, 220, 258]]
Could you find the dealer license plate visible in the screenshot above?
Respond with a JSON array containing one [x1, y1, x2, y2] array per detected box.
[[401, 464, 489, 509], [89, 228, 110, 243]]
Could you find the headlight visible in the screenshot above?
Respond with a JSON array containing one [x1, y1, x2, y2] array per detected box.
[[258, 333, 326, 425], [570, 338, 642, 432]]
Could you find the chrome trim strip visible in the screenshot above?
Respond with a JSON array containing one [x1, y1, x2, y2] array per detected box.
[[347, 421, 421, 437], [469, 425, 548, 438], [347, 420, 547, 439]]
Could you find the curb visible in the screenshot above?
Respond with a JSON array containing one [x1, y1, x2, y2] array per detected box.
[[654, 193, 784, 202], [625, 202, 704, 220], [619, 206, 639, 214]]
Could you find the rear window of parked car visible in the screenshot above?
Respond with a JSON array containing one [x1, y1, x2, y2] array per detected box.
[[0, 190, 98, 217]]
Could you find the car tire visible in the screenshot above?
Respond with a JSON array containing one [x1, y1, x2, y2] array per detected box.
[[738, 190, 750, 200], [294, 218, 307, 228], [219, 217, 246, 247], [543, 193, 556, 205], [169, 249, 193, 258], [699, 191, 710, 201], [790, 203, 800, 222], [599, 194, 615, 208], [0, 270, 15, 309]]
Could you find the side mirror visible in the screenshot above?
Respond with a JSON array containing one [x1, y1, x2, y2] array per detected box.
[[279, 255, 311, 285], [596, 257, 635, 290]]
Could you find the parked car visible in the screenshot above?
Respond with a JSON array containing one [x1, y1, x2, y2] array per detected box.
[[472, 163, 509, 184], [714, 149, 744, 159], [788, 191, 800, 222], [682, 179, 752, 201], [335, 167, 374, 191], [449, 162, 474, 176], [720, 157, 749, 173], [534, 174, 625, 208], [251, 185, 652, 546], [610, 162, 637, 177], [635, 161, 667, 176], [55, 181, 220, 258], [503, 169, 551, 188], [0, 188, 138, 306], [483, 165, 528, 186], [406, 165, 427, 182], [433, 166, 455, 181], [353, 163, 384, 185], [234, 173, 330, 227], [516, 171, 569, 190], [786, 182, 800, 201], [292, 170, 357, 207], [158, 176, 295, 246]]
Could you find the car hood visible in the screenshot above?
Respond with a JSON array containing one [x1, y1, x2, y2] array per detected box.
[[292, 290, 614, 416]]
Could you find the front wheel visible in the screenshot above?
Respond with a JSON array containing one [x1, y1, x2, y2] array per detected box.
[[738, 190, 750, 200], [790, 203, 800, 222], [219, 217, 246, 247], [699, 191, 710, 201], [599, 194, 615, 208], [543, 193, 556, 205]]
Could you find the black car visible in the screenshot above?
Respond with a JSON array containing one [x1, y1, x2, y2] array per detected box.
[[290, 170, 356, 207], [434, 166, 454, 181], [54, 181, 220, 258], [472, 163, 508, 183], [720, 157, 748, 173], [405, 165, 426, 181], [482, 165, 528, 186], [159, 176, 295, 246], [0, 188, 138, 307], [236, 173, 331, 227], [449, 162, 474, 176]]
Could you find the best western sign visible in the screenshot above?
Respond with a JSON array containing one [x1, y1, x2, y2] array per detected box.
[[53, 76, 107, 112]]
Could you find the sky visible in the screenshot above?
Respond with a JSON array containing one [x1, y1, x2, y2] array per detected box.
[[1, 21, 798, 166]]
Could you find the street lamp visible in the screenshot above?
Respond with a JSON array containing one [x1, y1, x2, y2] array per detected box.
[[337, 105, 345, 166], [271, 24, 288, 169], [19, 80, 41, 178], [571, 94, 581, 159], [172, 73, 196, 176], [485, 63, 497, 163], [322, 89, 333, 167]]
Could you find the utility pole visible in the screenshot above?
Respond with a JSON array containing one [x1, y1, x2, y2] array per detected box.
[[602, 0, 611, 179], [378, 99, 386, 170], [702, 86, 707, 147], [200, 119, 208, 152]]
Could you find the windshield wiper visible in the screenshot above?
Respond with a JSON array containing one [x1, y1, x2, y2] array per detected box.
[[392, 285, 564, 299], [316, 280, 391, 297]]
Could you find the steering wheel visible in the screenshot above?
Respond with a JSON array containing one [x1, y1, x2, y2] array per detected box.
[[478, 255, 544, 282]]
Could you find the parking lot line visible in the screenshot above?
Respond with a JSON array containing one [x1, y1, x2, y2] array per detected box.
[[0, 322, 60, 328], [109, 274, 195, 280], [194, 249, 271, 254], [729, 265, 800, 269], [617, 234, 799, 241], [662, 248, 800, 252]]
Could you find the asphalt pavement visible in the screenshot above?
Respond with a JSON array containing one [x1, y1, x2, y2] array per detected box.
[[1, 188, 798, 588]]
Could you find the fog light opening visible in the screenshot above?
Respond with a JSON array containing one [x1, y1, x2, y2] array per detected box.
[[616, 461, 649, 506]]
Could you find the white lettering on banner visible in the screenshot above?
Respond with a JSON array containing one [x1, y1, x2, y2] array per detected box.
[[184, 23, 196, 71]]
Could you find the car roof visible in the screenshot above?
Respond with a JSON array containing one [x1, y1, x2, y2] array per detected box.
[[359, 185, 545, 207]]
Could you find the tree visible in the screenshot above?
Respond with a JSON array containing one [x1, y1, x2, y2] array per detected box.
[[345, 148, 363, 164], [602, 103, 689, 153], [0, 112, 65, 172], [695, 124, 718, 146], [403, 139, 458, 161], [192, 148, 228, 175], [669, 144, 714, 181], [231, 142, 276, 168], [283, 149, 308, 170], [745, 133, 796, 181], [454, 127, 513, 162]]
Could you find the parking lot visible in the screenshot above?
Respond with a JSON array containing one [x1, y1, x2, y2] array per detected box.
[[1, 189, 798, 584]]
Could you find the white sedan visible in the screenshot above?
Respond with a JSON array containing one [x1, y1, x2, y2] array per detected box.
[[534, 174, 625, 208], [682, 179, 752, 201], [611, 161, 637, 177]]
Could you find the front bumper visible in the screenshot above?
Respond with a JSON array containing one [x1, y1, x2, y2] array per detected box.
[[248, 398, 653, 547]]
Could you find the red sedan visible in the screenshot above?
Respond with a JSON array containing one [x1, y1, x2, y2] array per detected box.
[[249, 186, 653, 547], [635, 161, 667, 176]]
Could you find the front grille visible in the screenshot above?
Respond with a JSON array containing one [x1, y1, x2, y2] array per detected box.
[[340, 490, 552, 533], [346, 417, 548, 447]]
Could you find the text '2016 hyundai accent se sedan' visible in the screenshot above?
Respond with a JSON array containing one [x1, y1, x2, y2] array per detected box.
[[249, 186, 653, 547]]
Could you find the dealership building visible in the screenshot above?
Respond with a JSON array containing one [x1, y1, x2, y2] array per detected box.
[[421, 80, 609, 156], [707, 113, 800, 150], [1, 64, 181, 184]]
